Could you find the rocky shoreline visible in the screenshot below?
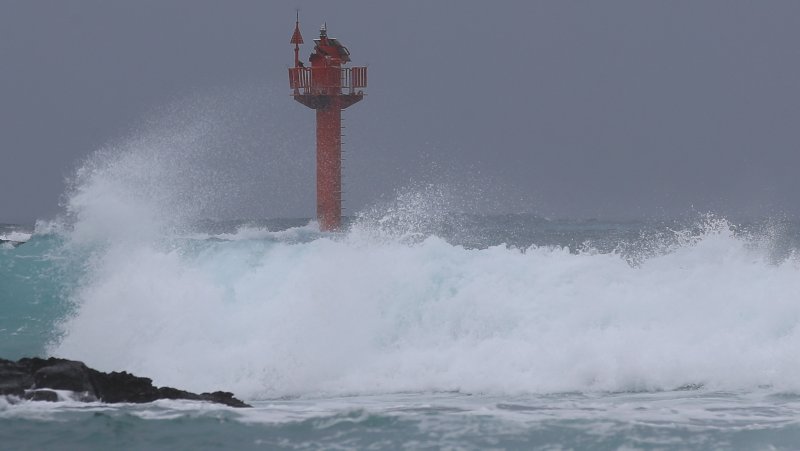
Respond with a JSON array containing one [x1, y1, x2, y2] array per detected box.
[[0, 357, 250, 407]]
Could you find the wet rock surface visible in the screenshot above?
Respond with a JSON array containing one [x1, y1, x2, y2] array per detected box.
[[0, 357, 250, 407]]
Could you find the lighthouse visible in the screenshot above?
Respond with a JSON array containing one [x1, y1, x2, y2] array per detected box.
[[288, 17, 367, 231]]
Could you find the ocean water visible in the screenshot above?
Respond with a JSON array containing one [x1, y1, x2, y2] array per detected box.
[[4, 214, 800, 450], [3, 148, 800, 449]]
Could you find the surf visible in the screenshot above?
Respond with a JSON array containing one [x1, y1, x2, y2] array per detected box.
[[46, 219, 800, 399], [4, 111, 799, 402]]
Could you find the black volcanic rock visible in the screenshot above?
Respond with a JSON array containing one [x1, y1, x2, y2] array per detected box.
[[33, 359, 96, 393], [0, 357, 250, 408], [25, 389, 59, 402]]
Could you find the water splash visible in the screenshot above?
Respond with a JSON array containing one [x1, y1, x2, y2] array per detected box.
[[46, 204, 800, 399], [23, 98, 800, 400]]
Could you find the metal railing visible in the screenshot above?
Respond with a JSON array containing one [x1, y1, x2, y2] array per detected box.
[[289, 66, 367, 95]]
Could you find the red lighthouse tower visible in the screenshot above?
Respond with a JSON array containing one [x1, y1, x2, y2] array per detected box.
[[289, 18, 367, 231]]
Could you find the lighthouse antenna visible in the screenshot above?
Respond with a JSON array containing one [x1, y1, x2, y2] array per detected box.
[[290, 10, 304, 67]]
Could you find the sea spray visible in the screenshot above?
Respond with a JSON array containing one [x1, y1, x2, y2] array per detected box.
[[47, 209, 800, 399], [25, 105, 800, 400]]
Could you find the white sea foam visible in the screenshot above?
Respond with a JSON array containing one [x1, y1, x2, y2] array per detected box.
[[184, 222, 322, 243], [50, 210, 800, 399], [0, 231, 32, 243], [47, 115, 800, 401]]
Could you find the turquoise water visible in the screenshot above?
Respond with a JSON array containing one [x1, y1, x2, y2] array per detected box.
[[0, 232, 75, 359], [3, 216, 800, 449], [5, 391, 800, 450], [5, 87, 800, 449]]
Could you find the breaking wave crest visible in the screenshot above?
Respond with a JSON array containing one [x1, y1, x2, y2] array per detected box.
[[35, 119, 800, 401]]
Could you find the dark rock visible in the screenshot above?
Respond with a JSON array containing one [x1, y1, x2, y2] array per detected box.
[[201, 391, 250, 408], [25, 390, 59, 402], [675, 383, 704, 391], [34, 360, 95, 393], [0, 357, 250, 407], [0, 359, 32, 397], [90, 370, 159, 404]]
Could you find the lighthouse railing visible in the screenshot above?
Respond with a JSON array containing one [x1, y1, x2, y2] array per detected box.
[[289, 67, 367, 95]]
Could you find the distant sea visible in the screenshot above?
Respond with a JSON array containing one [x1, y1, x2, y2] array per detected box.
[[3, 213, 800, 450]]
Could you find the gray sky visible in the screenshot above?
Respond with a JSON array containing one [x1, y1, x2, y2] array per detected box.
[[2, 0, 799, 224]]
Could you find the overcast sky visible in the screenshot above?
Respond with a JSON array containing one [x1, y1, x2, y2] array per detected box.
[[2, 1, 799, 224]]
